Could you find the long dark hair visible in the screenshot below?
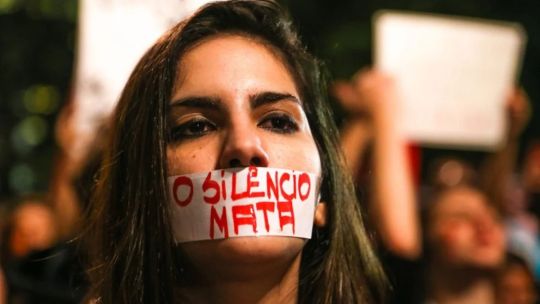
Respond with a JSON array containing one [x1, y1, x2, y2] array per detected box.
[[85, 1, 387, 303]]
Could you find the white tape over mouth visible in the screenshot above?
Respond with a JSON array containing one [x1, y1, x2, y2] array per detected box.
[[168, 167, 319, 243]]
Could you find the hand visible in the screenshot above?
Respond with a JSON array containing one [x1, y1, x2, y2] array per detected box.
[[331, 69, 399, 121], [506, 87, 531, 139]]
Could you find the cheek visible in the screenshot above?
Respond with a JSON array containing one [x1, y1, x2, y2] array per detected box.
[[166, 132, 322, 176], [267, 135, 321, 174], [485, 227, 506, 258], [167, 141, 219, 175], [435, 223, 473, 250]]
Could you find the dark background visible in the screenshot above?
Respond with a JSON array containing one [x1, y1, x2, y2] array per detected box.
[[0, 0, 538, 199]]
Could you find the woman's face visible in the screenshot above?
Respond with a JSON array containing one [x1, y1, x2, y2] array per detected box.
[[167, 35, 321, 275], [428, 187, 505, 268]]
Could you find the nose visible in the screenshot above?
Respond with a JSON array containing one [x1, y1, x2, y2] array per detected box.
[[219, 124, 269, 168], [475, 213, 500, 238]]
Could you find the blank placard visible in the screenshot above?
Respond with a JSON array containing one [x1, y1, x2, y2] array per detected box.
[[374, 11, 526, 150]]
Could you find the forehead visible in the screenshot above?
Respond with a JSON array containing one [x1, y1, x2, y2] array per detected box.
[[174, 34, 296, 94], [431, 187, 490, 217]]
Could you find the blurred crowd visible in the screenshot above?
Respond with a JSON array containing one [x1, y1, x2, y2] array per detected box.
[[335, 69, 539, 304]]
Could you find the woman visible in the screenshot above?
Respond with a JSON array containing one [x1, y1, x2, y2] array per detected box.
[[424, 185, 506, 304], [85, 1, 386, 303]]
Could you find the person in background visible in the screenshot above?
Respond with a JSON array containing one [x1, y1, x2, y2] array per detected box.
[[333, 70, 424, 303], [4, 196, 58, 260], [334, 70, 420, 259], [497, 252, 538, 304], [424, 185, 506, 304], [521, 141, 540, 279], [481, 87, 531, 213], [2, 196, 87, 303], [334, 67, 533, 303], [523, 141, 540, 199]]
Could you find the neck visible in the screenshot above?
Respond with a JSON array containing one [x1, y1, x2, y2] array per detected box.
[[428, 262, 495, 304], [179, 253, 301, 304]]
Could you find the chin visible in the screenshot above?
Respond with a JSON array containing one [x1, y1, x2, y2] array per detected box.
[[180, 236, 306, 279], [467, 250, 505, 269]]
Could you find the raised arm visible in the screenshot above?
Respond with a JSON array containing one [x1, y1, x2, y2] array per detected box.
[[335, 70, 421, 258], [482, 87, 531, 213]]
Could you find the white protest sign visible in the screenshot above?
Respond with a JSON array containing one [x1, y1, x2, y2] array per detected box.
[[168, 167, 320, 243], [374, 11, 526, 150], [71, 0, 213, 157]]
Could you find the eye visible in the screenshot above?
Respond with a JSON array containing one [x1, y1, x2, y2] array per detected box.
[[258, 113, 299, 134], [169, 117, 217, 141]]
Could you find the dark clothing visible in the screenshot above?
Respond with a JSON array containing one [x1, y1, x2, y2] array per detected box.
[[4, 242, 87, 304], [383, 251, 425, 304]]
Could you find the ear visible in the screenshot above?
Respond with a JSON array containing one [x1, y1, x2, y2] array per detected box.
[[314, 201, 327, 228]]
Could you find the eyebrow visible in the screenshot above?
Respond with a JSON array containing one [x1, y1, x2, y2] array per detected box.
[[169, 96, 224, 111], [249, 92, 301, 109], [169, 91, 300, 111]]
